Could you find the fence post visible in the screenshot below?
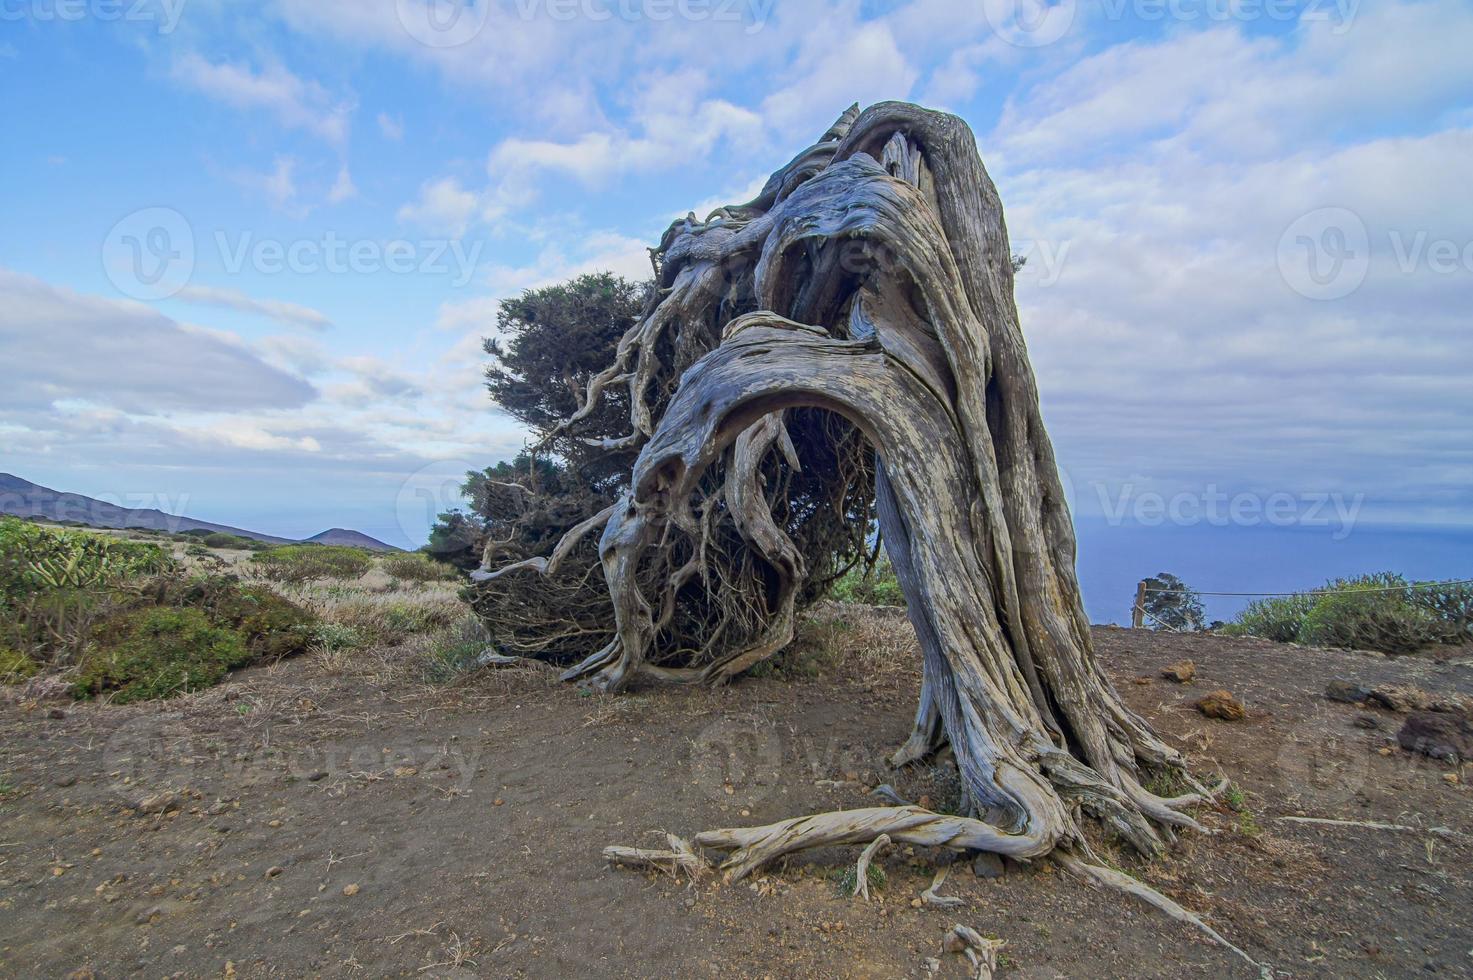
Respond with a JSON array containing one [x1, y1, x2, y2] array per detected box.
[[1131, 580, 1147, 629]]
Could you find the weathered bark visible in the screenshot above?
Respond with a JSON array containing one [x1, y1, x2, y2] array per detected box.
[[480, 102, 1220, 881]]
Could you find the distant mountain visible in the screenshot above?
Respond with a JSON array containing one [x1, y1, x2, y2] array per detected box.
[[302, 528, 399, 551], [0, 473, 398, 551]]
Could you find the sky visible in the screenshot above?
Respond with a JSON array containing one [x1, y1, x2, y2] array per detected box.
[[1, 0, 1470, 618]]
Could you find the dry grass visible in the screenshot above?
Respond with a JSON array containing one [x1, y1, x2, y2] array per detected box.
[[764, 602, 920, 685]]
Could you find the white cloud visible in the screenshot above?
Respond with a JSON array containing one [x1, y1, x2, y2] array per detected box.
[[328, 164, 357, 203], [397, 176, 478, 236], [0, 269, 316, 415], [377, 112, 404, 140], [176, 285, 332, 330], [172, 53, 354, 146]]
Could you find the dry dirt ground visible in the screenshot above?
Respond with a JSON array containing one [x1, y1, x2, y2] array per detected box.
[[2, 616, 1470, 979]]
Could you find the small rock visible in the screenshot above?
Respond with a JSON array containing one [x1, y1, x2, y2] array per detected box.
[[267, 819, 282, 829], [683, 896, 695, 908], [1444, 773, 1460, 785], [971, 852, 1005, 879], [1378, 746, 1394, 757], [1325, 679, 1370, 704], [55, 774, 78, 788], [265, 867, 284, 878], [1160, 660, 1196, 683], [1195, 690, 1245, 721], [306, 771, 328, 782], [1397, 712, 1473, 763], [134, 906, 161, 925], [47, 708, 66, 720], [493, 798, 505, 806], [910, 897, 922, 908], [1132, 676, 1152, 685], [1370, 684, 1429, 713], [134, 791, 181, 815], [341, 883, 360, 897]]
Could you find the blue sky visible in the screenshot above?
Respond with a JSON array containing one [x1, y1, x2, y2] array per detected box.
[[2, 0, 1470, 614]]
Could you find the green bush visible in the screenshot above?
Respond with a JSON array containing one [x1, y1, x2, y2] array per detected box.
[[154, 575, 319, 661], [251, 544, 373, 583], [0, 517, 176, 599], [312, 622, 365, 651], [1226, 572, 1472, 654], [0, 647, 39, 684], [830, 557, 905, 606], [201, 532, 254, 550], [72, 607, 250, 703], [381, 552, 459, 583], [1223, 594, 1317, 643]]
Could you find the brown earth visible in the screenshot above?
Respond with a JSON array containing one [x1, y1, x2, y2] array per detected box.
[[2, 618, 1470, 978]]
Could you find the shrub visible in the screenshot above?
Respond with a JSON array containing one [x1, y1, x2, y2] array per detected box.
[[381, 552, 459, 583], [251, 545, 373, 583], [312, 622, 365, 652], [1298, 573, 1439, 655], [0, 647, 39, 684], [72, 607, 250, 703], [830, 557, 905, 606], [1223, 594, 1316, 643], [0, 517, 176, 598], [155, 575, 319, 661], [1226, 572, 1471, 654], [201, 532, 254, 550]]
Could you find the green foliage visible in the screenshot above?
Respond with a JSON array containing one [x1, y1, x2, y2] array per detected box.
[[834, 862, 886, 896], [830, 557, 905, 606], [1223, 593, 1316, 643], [0, 517, 175, 598], [1225, 573, 1472, 654], [312, 622, 365, 652], [201, 532, 255, 550], [381, 551, 459, 583], [251, 544, 373, 583], [72, 607, 250, 703], [484, 271, 650, 481], [0, 647, 39, 684], [152, 575, 319, 661], [1139, 572, 1205, 631]]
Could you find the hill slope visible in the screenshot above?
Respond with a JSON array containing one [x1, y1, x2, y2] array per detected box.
[[302, 528, 399, 551], [0, 473, 396, 550]]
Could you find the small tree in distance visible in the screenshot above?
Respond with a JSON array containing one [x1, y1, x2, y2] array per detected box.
[[1139, 572, 1207, 631]]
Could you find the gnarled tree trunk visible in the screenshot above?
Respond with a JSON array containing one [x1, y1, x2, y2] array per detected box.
[[479, 102, 1224, 883]]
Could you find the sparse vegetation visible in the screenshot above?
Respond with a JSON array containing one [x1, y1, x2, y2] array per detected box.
[[829, 555, 904, 606]]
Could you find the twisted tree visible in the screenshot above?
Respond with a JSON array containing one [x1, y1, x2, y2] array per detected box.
[[473, 102, 1252, 965]]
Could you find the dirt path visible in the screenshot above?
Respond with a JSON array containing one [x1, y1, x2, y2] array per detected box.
[[2, 625, 1470, 978]]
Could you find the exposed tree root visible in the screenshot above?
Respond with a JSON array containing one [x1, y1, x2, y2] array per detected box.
[[1054, 852, 1272, 977], [603, 834, 708, 880], [1276, 816, 1464, 840], [852, 833, 891, 901], [920, 864, 965, 908], [944, 924, 1004, 980]]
